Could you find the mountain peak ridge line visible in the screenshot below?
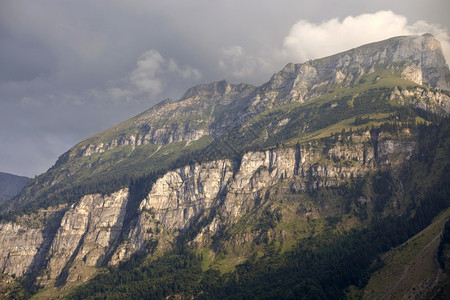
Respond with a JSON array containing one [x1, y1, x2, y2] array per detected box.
[[63, 34, 449, 154], [0, 34, 450, 298]]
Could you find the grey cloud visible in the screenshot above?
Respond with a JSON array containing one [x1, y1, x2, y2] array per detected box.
[[128, 50, 201, 98]]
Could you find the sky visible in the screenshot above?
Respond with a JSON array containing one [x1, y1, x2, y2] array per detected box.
[[1, 0, 450, 178]]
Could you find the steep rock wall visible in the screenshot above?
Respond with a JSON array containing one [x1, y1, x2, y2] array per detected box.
[[113, 131, 415, 260], [45, 189, 128, 282], [251, 34, 450, 109], [0, 131, 417, 285], [0, 223, 43, 277], [110, 160, 234, 264], [389, 87, 450, 114]]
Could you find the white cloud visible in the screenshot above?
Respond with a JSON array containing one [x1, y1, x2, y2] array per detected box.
[[282, 10, 450, 65], [167, 59, 202, 80], [219, 46, 256, 78], [217, 11, 450, 85], [129, 50, 165, 96], [86, 49, 202, 103], [218, 45, 276, 83], [127, 49, 201, 98]]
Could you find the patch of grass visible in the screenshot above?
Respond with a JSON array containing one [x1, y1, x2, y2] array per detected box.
[[361, 207, 450, 299], [298, 113, 390, 142], [199, 248, 215, 272], [31, 266, 99, 300], [207, 251, 246, 274]]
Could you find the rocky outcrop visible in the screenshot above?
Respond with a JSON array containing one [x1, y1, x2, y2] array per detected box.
[[250, 34, 450, 108], [0, 223, 43, 277], [110, 159, 234, 263], [44, 189, 128, 283], [140, 160, 233, 231], [78, 128, 209, 157], [0, 128, 419, 286], [389, 86, 450, 114], [0, 207, 66, 278], [0, 189, 128, 284]]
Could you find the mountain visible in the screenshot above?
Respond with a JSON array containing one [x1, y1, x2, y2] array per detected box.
[[0, 34, 450, 299], [0, 172, 29, 203]]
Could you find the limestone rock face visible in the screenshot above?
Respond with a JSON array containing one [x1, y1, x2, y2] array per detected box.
[[389, 86, 450, 114], [46, 189, 128, 282], [0, 131, 419, 284], [140, 160, 233, 231], [251, 34, 450, 108], [113, 131, 415, 258], [110, 160, 234, 263], [0, 223, 43, 277]]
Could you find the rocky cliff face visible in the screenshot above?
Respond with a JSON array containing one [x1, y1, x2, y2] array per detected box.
[[44, 189, 128, 283], [0, 190, 128, 285], [389, 86, 450, 114], [66, 80, 255, 159], [0, 206, 65, 278], [249, 34, 450, 109], [0, 223, 43, 277], [0, 129, 416, 284]]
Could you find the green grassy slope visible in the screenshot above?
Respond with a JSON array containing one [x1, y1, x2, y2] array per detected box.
[[359, 208, 450, 300]]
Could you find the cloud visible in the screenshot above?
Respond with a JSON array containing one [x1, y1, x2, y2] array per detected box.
[[129, 50, 166, 97], [282, 10, 450, 65], [217, 45, 281, 84], [216, 11, 450, 85], [80, 49, 202, 105], [0, 48, 202, 176], [218, 46, 257, 78], [103, 49, 202, 102]]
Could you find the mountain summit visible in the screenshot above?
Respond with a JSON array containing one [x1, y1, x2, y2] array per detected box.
[[46, 35, 450, 166], [1, 34, 450, 298], [262, 34, 450, 104]]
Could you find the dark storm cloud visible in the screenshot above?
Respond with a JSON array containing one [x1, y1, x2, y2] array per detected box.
[[1, 0, 449, 177]]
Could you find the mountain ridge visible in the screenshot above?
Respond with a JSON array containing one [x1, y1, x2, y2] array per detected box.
[[0, 172, 29, 203], [2, 33, 449, 228], [45, 35, 450, 167], [0, 34, 449, 298], [61, 34, 450, 152]]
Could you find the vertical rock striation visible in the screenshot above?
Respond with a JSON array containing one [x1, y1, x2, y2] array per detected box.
[[45, 189, 128, 283]]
